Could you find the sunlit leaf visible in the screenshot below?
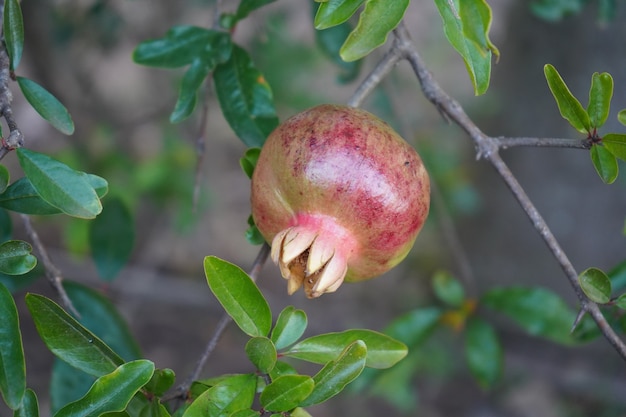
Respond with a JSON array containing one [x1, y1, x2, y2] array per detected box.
[[182, 374, 257, 417], [0, 282, 25, 409], [270, 306, 307, 350], [259, 375, 314, 412], [17, 77, 74, 135], [578, 267, 612, 304], [204, 256, 272, 337], [314, 0, 364, 29], [245, 337, 276, 374], [602, 133, 626, 161], [544, 64, 591, 133], [0, 240, 36, 275], [587, 72, 613, 128], [590, 144, 618, 184]]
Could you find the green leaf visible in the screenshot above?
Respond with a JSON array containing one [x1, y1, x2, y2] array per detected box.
[[0, 283, 25, 409], [3, 0, 24, 71], [285, 329, 407, 369], [531, 0, 585, 21], [245, 337, 277, 374], [245, 215, 265, 246], [0, 240, 36, 275], [481, 286, 578, 345], [25, 293, 125, 377], [300, 340, 366, 407], [170, 58, 212, 124], [270, 306, 307, 350], [17, 77, 74, 135], [0, 263, 42, 293], [235, 0, 277, 21], [590, 144, 618, 184], [314, 0, 364, 30], [213, 45, 279, 148], [315, 19, 361, 83], [204, 256, 272, 337], [133, 26, 232, 69], [89, 197, 135, 281], [383, 307, 442, 347], [578, 267, 612, 304], [229, 410, 260, 417], [144, 368, 176, 397], [618, 109, 626, 126], [432, 271, 465, 307], [464, 317, 502, 389], [543, 64, 591, 133], [269, 361, 298, 381], [50, 360, 96, 415], [602, 133, 626, 161], [182, 374, 257, 417], [459, 0, 500, 59], [16, 149, 102, 219], [0, 175, 107, 216], [54, 360, 154, 417], [0, 208, 11, 242], [587, 72, 613, 128], [615, 293, 626, 310], [14, 388, 38, 417], [339, 0, 409, 62], [259, 375, 314, 412], [239, 148, 261, 180], [0, 164, 9, 194]]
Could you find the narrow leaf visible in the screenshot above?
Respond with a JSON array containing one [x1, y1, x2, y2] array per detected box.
[[259, 375, 314, 412], [481, 286, 578, 345], [578, 267, 612, 304], [239, 148, 261, 180], [285, 329, 407, 369], [133, 26, 231, 68], [270, 306, 307, 350], [590, 144, 618, 184], [314, 0, 364, 30], [17, 77, 74, 135], [54, 360, 154, 417], [587, 72, 613, 128], [300, 340, 366, 406], [17, 149, 101, 218], [0, 283, 25, 409], [602, 133, 626, 161], [213, 45, 279, 148], [0, 164, 9, 194], [204, 256, 272, 337], [464, 317, 502, 389], [182, 374, 257, 417], [89, 197, 135, 281], [14, 388, 38, 417], [235, 0, 277, 21], [245, 337, 276, 374], [170, 58, 212, 124], [25, 293, 124, 377], [340, 0, 409, 62], [3, 0, 24, 70], [0, 240, 36, 275], [544, 64, 591, 133]]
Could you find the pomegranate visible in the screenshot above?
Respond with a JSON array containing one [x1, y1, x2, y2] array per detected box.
[[251, 104, 430, 298]]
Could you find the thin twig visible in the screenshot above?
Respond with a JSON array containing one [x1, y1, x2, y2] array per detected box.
[[167, 243, 271, 401], [20, 215, 80, 317], [393, 22, 626, 359], [496, 136, 591, 149]]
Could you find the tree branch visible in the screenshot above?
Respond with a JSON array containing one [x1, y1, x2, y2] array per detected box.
[[496, 136, 591, 149], [391, 22, 626, 359]]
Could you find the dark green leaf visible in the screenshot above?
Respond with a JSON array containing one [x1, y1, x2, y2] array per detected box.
[[0, 282, 25, 409], [259, 375, 314, 412], [0, 263, 43, 293], [590, 144, 618, 184], [314, 0, 364, 30], [587, 72, 613, 128], [17, 149, 101, 219], [25, 293, 124, 377], [89, 197, 135, 281], [0, 165, 9, 194], [245, 337, 276, 374], [340, 0, 409, 62], [270, 306, 307, 350], [285, 329, 407, 369], [300, 340, 366, 406], [170, 58, 212, 123], [602, 133, 626, 162], [239, 148, 261, 179], [183, 374, 257, 417], [213, 45, 279, 148], [204, 256, 272, 337], [54, 360, 154, 417], [235, 0, 277, 21], [17, 77, 74, 135], [481, 286, 578, 345], [432, 271, 465, 307], [3, 0, 24, 70], [144, 368, 176, 397], [50, 360, 96, 415], [0, 240, 36, 275], [384, 307, 442, 346], [14, 388, 38, 417], [530, 0, 585, 21], [464, 317, 502, 389], [578, 267, 612, 304], [544, 64, 591, 133], [433, 0, 493, 95], [315, 20, 361, 83], [0, 175, 107, 216], [245, 215, 265, 246], [133, 26, 232, 69], [0, 208, 11, 242], [136, 399, 171, 417]]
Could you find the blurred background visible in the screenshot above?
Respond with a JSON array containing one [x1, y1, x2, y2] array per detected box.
[[4, 0, 626, 416]]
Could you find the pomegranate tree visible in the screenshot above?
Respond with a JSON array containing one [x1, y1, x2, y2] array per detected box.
[[251, 104, 430, 298]]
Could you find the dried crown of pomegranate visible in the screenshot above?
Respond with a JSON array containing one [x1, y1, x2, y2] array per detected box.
[[251, 104, 430, 298]]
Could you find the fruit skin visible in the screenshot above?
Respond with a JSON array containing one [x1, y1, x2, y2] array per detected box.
[[251, 104, 430, 298]]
